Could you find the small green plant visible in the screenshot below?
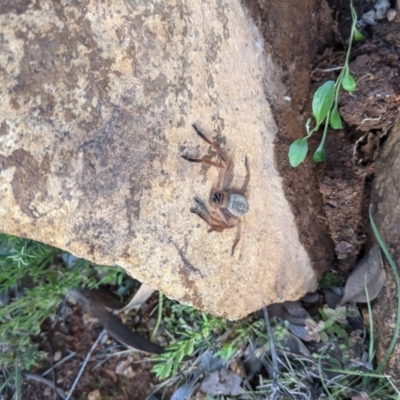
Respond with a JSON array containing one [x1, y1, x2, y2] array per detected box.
[[0, 233, 123, 371], [152, 293, 400, 398], [151, 303, 270, 379], [152, 304, 228, 379], [318, 271, 343, 290], [288, 0, 364, 167]]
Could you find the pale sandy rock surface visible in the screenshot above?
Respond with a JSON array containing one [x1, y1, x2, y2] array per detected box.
[[0, 0, 318, 318]]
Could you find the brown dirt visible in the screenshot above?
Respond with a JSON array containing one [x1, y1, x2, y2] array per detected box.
[[245, 0, 336, 279], [23, 2, 400, 399], [251, 0, 400, 277], [317, 11, 400, 274], [23, 295, 163, 400]]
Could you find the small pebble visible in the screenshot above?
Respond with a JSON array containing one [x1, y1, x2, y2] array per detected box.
[[387, 8, 397, 21]]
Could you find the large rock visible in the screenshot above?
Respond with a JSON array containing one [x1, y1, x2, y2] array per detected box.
[[371, 114, 400, 384], [0, 0, 332, 318]]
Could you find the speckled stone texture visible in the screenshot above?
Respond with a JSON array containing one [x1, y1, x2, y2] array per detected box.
[[0, 0, 330, 318]]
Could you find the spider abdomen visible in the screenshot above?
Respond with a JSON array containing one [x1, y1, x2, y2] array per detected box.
[[228, 193, 249, 217]]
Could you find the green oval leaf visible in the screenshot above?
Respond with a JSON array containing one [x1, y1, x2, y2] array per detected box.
[[312, 80, 335, 127], [330, 107, 343, 129], [353, 27, 365, 42], [342, 70, 356, 92], [184, 338, 195, 355], [175, 346, 186, 363], [288, 138, 308, 168], [313, 144, 325, 163]]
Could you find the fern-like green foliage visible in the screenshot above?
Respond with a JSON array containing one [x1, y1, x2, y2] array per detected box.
[[318, 271, 343, 291], [0, 233, 122, 370], [151, 303, 271, 379]]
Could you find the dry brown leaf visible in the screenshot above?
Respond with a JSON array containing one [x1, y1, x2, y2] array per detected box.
[[340, 243, 385, 305], [71, 289, 164, 354], [267, 301, 310, 325], [121, 283, 155, 312]]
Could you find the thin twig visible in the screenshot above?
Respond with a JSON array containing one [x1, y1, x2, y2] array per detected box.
[[65, 329, 106, 400], [51, 297, 68, 330], [263, 307, 279, 397], [42, 351, 77, 377], [44, 337, 57, 400], [151, 291, 163, 340], [14, 359, 22, 400], [321, 66, 344, 72], [23, 373, 66, 400], [92, 348, 151, 370]]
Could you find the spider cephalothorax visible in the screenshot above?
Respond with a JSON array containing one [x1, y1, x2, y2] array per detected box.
[[210, 191, 224, 205], [182, 124, 250, 255]]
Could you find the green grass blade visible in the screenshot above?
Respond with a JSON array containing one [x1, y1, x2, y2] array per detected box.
[[152, 291, 163, 340], [369, 207, 400, 373]]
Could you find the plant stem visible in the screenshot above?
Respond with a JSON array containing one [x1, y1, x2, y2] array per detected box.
[[313, 110, 331, 162], [263, 307, 279, 392], [152, 291, 164, 340]]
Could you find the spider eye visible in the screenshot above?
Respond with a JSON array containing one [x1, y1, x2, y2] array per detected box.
[[212, 192, 224, 204]]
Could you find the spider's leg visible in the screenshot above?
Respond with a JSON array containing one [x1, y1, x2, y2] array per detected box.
[[231, 219, 242, 256], [181, 155, 223, 169], [190, 207, 211, 224], [190, 125, 235, 190], [192, 197, 209, 214], [190, 208, 227, 232], [192, 125, 232, 166], [208, 215, 230, 232], [216, 207, 236, 227], [191, 198, 214, 224], [218, 159, 234, 191], [191, 198, 230, 231], [207, 226, 227, 233], [238, 156, 250, 193]]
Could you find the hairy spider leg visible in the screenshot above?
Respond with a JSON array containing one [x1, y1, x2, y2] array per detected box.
[[208, 213, 235, 231], [218, 158, 234, 191], [190, 207, 230, 232], [216, 207, 243, 255], [231, 220, 242, 256], [216, 207, 231, 226], [191, 125, 231, 163], [191, 125, 235, 190], [192, 198, 226, 227], [192, 204, 241, 255], [239, 156, 250, 193], [207, 205, 242, 255], [191, 198, 234, 232], [181, 154, 223, 169], [193, 197, 208, 212]]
